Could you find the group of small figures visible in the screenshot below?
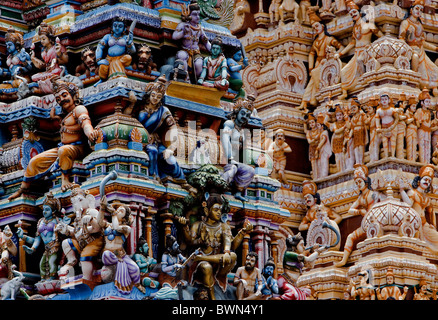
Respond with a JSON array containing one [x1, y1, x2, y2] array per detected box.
[[0, 0, 248, 101], [305, 89, 438, 180]]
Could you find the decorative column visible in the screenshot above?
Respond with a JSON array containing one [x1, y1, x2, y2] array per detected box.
[[146, 208, 157, 257], [161, 212, 174, 247], [270, 237, 279, 279], [241, 234, 250, 266], [253, 226, 265, 270]]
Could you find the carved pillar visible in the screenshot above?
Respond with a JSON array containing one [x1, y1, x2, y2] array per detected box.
[[161, 212, 174, 247], [253, 226, 265, 269], [146, 208, 157, 257], [241, 234, 250, 266], [14, 220, 30, 272], [271, 238, 279, 279]]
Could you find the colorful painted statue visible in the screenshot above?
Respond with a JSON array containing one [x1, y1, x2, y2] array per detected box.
[[132, 237, 159, 289], [55, 185, 104, 282], [95, 17, 136, 85], [299, 8, 343, 110], [138, 76, 193, 192], [233, 252, 263, 300], [133, 44, 158, 75], [0, 27, 32, 96], [257, 257, 279, 299], [299, 180, 342, 232], [305, 113, 331, 180], [399, 0, 438, 96], [413, 278, 433, 300], [324, 103, 348, 173], [350, 267, 376, 300], [399, 164, 438, 253], [98, 196, 144, 294], [226, 45, 249, 99], [405, 95, 419, 162], [376, 94, 399, 159], [414, 88, 433, 163], [8, 80, 99, 200], [316, 115, 332, 179], [172, 0, 211, 82], [336, 164, 384, 267], [17, 192, 61, 281], [221, 95, 256, 202], [178, 193, 253, 299], [363, 98, 380, 163], [158, 234, 187, 288], [346, 99, 367, 165], [268, 129, 292, 185], [338, 1, 383, 100], [75, 47, 97, 78], [198, 36, 229, 91], [376, 267, 408, 300], [0, 226, 17, 279], [30, 22, 69, 94]]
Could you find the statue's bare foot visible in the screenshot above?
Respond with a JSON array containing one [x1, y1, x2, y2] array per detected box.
[[61, 181, 75, 193], [58, 262, 76, 279], [8, 188, 23, 201]]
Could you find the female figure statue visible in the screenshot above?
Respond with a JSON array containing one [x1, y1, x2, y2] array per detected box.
[[316, 115, 332, 179], [95, 17, 136, 85], [30, 22, 69, 93], [324, 104, 348, 173], [414, 88, 433, 163], [405, 95, 419, 162], [17, 192, 62, 281]]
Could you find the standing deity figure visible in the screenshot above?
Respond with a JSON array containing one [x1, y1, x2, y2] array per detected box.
[[178, 193, 253, 299], [364, 98, 380, 163], [395, 94, 408, 160], [376, 267, 408, 300], [316, 115, 332, 179], [95, 17, 136, 85], [268, 129, 292, 185], [55, 185, 104, 282], [405, 95, 419, 162], [132, 237, 159, 289], [0, 226, 17, 279], [299, 8, 344, 110], [399, 0, 438, 96], [233, 252, 263, 300], [8, 80, 99, 200], [30, 22, 69, 94], [336, 164, 383, 267], [221, 95, 256, 202], [375, 94, 399, 159], [278, 0, 300, 25], [172, 0, 212, 82], [198, 36, 229, 91], [338, 1, 383, 100], [350, 268, 376, 300], [138, 76, 193, 191], [0, 27, 32, 95], [269, 0, 281, 23], [227, 46, 249, 99], [346, 99, 367, 165], [158, 234, 187, 288], [324, 103, 348, 173], [299, 180, 342, 232], [414, 88, 433, 163], [98, 196, 144, 294], [399, 164, 438, 253], [17, 192, 61, 281]]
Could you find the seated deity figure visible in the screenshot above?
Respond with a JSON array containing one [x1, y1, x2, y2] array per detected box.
[[375, 94, 399, 159], [399, 164, 438, 254], [376, 268, 408, 300], [55, 185, 104, 282], [399, 0, 438, 96], [158, 234, 187, 288], [95, 17, 136, 85], [8, 80, 99, 200], [132, 237, 159, 289], [414, 88, 433, 163], [268, 129, 292, 185], [298, 180, 342, 232], [177, 193, 253, 300], [226, 46, 249, 99], [0, 27, 32, 95], [338, 1, 383, 100], [336, 164, 384, 267], [233, 252, 263, 300], [221, 95, 256, 202], [17, 192, 62, 281], [197, 36, 229, 91], [350, 267, 376, 300], [299, 8, 344, 110], [172, 0, 211, 83], [98, 196, 145, 294], [30, 22, 69, 94], [404, 95, 419, 162]]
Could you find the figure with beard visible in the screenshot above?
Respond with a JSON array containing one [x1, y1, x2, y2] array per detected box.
[[133, 44, 158, 75], [257, 257, 279, 299], [233, 252, 263, 300], [158, 234, 187, 288], [8, 80, 99, 200], [75, 47, 97, 78], [298, 180, 341, 232]]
